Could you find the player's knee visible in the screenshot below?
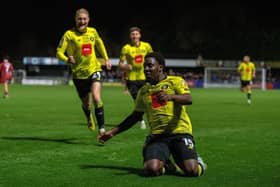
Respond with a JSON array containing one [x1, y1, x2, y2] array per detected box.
[[184, 167, 200, 177], [144, 160, 163, 176], [182, 161, 200, 177]]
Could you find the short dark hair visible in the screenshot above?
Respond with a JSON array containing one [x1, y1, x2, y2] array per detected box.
[[129, 26, 141, 33], [145, 52, 165, 68]]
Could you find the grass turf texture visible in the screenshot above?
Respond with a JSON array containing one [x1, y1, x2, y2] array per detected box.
[[0, 84, 279, 187]]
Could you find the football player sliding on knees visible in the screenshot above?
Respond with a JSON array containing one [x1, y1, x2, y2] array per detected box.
[[98, 52, 207, 177]]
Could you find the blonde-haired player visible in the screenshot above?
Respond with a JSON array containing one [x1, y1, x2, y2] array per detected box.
[[56, 8, 111, 134]]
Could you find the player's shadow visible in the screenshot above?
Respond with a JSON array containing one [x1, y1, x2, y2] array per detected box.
[[80, 164, 146, 177], [218, 101, 243, 105], [78, 123, 116, 128], [80, 164, 185, 177], [1, 136, 87, 145]]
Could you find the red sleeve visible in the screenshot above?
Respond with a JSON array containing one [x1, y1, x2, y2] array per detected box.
[[9, 63, 14, 71]]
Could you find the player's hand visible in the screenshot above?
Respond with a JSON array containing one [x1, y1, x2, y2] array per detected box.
[[68, 56, 75, 64], [97, 131, 114, 144], [127, 64, 133, 71], [105, 60, 112, 70], [157, 90, 171, 102]]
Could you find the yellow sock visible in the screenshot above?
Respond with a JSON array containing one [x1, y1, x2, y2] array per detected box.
[[161, 167, 166, 175], [96, 101, 103, 108], [198, 164, 203, 176]]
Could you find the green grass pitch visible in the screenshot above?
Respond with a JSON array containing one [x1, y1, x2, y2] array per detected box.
[[0, 84, 279, 187]]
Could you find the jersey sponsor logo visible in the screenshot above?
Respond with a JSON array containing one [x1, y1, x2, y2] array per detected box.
[[151, 93, 167, 108], [81, 43, 92, 56], [134, 55, 143, 64], [246, 67, 250, 72]]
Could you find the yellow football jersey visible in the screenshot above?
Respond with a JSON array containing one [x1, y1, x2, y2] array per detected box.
[[56, 27, 109, 79], [119, 41, 153, 81], [135, 76, 193, 135], [237, 62, 256, 81]]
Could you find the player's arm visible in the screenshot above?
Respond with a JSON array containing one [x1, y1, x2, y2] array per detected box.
[[157, 77, 192, 105], [237, 64, 243, 78], [157, 91, 192, 105], [237, 64, 241, 73], [8, 63, 13, 75], [252, 64, 256, 78], [56, 33, 73, 63], [96, 42, 111, 70], [118, 59, 132, 71], [147, 42, 153, 53], [95, 32, 111, 70], [118, 47, 132, 71], [98, 111, 144, 143], [10, 64, 15, 77]]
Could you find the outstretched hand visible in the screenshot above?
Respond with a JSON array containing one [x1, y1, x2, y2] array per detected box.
[[97, 131, 114, 144]]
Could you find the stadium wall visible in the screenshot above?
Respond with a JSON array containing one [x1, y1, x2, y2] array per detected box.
[[11, 56, 280, 89]]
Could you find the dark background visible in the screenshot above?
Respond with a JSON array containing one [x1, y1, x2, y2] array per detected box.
[[1, 1, 280, 61]]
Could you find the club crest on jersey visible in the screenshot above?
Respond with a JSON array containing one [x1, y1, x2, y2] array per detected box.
[[90, 36, 94, 41], [161, 84, 168, 90]]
